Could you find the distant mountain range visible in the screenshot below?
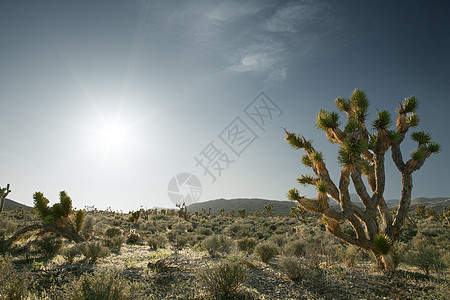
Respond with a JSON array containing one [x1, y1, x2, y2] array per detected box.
[[2, 196, 448, 215], [1, 198, 33, 211], [188, 196, 449, 216]]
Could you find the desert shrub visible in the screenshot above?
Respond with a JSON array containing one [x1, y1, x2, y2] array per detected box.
[[237, 237, 257, 254], [104, 227, 123, 239], [62, 244, 84, 264], [147, 233, 168, 250], [197, 258, 248, 299], [283, 240, 305, 257], [407, 239, 446, 275], [82, 241, 110, 262], [279, 256, 306, 281], [37, 235, 63, 257], [255, 241, 279, 263], [269, 234, 286, 247], [197, 227, 212, 236], [0, 254, 29, 300], [201, 235, 234, 257], [338, 245, 362, 267], [0, 219, 18, 237], [81, 217, 95, 240], [0, 254, 13, 281], [126, 229, 140, 244], [69, 269, 132, 300], [172, 235, 188, 250], [105, 236, 126, 252]]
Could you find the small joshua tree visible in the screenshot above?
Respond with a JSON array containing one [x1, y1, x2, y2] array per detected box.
[[0, 184, 11, 214], [284, 89, 440, 273]]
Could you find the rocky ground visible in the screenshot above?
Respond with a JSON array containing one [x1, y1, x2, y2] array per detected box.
[[10, 244, 448, 299]]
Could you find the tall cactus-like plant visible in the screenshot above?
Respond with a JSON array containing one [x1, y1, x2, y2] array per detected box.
[[284, 89, 440, 273], [0, 184, 11, 214]]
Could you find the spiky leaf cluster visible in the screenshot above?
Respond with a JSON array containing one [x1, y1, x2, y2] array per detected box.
[[33, 192, 51, 220], [285, 131, 305, 150], [397, 96, 418, 114], [287, 188, 300, 201], [411, 131, 431, 145], [297, 175, 315, 186], [350, 89, 369, 121], [373, 234, 392, 255], [407, 113, 419, 127], [315, 180, 328, 193], [372, 110, 391, 130], [388, 130, 401, 144], [311, 151, 323, 163], [316, 109, 340, 130], [335, 97, 350, 112], [344, 119, 360, 133], [410, 149, 426, 162], [338, 137, 367, 166], [426, 142, 440, 153], [301, 155, 313, 168]]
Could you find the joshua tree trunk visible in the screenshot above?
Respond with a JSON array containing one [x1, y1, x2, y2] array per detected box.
[[284, 90, 439, 273], [1, 223, 85, 251]]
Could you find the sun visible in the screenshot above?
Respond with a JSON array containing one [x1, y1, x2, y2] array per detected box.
[[86, 114, 137, 160]]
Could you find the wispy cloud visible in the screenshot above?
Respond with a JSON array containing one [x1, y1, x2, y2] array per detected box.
[[142, 0, 346, 84], [207, 1, 265, 23], [215, 0, 338, 84], [228, 40, 287, 83], [265, 1, 323, 33]]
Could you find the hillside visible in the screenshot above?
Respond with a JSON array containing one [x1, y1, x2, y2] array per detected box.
[[1, 198, 33, 211], [188, 196, 449, 216], [187, 198, 297, 215]]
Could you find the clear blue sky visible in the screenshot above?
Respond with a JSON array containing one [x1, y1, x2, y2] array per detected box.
[[1, 0, 449, 211]]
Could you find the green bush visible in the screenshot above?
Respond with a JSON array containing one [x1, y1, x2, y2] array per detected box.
[[104, 227, 123, 239], [104, 236, 126, 253], [255, 241, 279, 263], [37, 235, 63, 257], [237, 237, 257, 254], [198, 258, 248, 299], [147, 233, 168, 250], [201, 235, 234, 257], [82, 241, 110, 262], [279, 256, 306, 281], [283, 240, 305, 257], [407, 239, 446, 275]]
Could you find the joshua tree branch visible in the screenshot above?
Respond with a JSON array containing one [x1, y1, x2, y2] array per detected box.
[[387, 172, 413, 239], [351, 168, 372, 209]]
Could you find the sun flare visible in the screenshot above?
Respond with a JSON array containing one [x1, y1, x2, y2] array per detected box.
[[86, 113, 138, 161]]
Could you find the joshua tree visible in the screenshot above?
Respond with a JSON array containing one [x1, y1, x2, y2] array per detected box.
[[284, 89, 440, 273], [0, 184, 11, 214], [1, 190, 84, 251]]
